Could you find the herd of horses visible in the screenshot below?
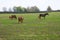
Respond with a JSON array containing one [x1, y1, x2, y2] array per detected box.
[[9, 13, 49, 23]]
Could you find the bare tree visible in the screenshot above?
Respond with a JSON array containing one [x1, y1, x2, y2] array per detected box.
[[47, 6, 52, 12], [3, 7, 7, 12]]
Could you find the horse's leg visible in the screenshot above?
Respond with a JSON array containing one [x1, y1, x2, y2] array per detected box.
[[21, 20, 23, 23], [40, 17, 41, 19], [44, 16, 45, 19], [18, 20, 20, 24], [15, 17, 17, 19], [38, 16, 41, 19], [10, 18, 13, 20]]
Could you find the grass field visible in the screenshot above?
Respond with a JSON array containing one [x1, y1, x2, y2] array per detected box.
[[0, 12, 60, 40]]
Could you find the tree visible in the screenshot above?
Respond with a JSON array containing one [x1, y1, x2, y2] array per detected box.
[[47, 6, 52, 12], [8, 8, 12, 12], [13, 6, 17, 12], [13, 6, 40, 13], [22, 8, 27, 12], [26, 6, 40, 12], [13, 6, 26, 12], [29, 6, 40, 12], [3, 7, 7, 12], [26, 7, 30, 12]]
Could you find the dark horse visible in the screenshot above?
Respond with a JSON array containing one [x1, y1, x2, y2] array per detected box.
[[9, 15, 17, 19], [18, 16, 24, 23], [38, 13, 49, 19]]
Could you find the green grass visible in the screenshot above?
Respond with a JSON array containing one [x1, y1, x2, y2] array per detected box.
[[0, 12, 60, 40]]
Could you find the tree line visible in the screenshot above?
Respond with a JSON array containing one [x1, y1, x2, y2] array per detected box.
[[2, 6, 53, 13]]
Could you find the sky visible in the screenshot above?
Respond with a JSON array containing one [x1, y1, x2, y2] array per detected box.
[[0, 0, 60, 11]]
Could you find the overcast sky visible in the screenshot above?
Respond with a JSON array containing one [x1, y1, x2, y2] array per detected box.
[[0, 0, 60, 11]]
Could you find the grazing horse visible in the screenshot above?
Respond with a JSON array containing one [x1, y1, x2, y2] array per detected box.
[[9, 15, 17, 19], [38, 13, 49, 19], [18, 16, 24, 23]]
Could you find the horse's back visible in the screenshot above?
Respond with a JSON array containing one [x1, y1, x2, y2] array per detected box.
[[40, 14, 45, 17], [9, 15, 17, 19], [18, 16, 23, 21]]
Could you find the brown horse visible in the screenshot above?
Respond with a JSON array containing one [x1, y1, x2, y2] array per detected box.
[[38, 13, 49, 19], [18, 16, 24, 23], [9, 15, 17, 19]]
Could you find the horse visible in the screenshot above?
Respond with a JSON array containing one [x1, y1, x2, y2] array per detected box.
[[9, 15, 17, 20], [38, 13, 49, 19], [18, 16, 24, 23]]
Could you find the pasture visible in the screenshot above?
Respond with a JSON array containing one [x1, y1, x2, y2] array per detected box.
[[0, 12, 60, 40]]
